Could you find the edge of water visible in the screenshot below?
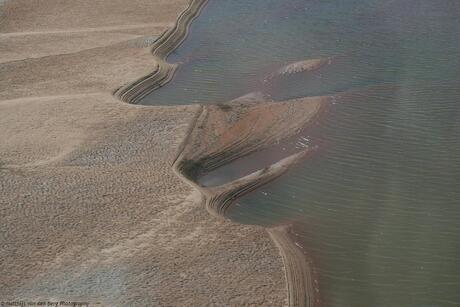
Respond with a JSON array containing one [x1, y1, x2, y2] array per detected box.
[[113, 0, 209, 104], [172, 105, 320, 307], [111, 0, 317, 305]]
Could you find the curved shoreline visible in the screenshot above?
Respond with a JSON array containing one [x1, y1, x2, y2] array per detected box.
[[170, 97, 325, 306], [114, 0, 209, 104], [111, 0, 320, 305], [268, 226, 320, 307], [173, 120, 319, 306]]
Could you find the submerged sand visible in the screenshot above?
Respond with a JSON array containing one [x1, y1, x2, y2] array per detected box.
[[0, 1, 287, 305]]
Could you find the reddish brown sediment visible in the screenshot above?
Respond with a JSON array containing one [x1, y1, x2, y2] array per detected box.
[[177, 95, 328, 177]]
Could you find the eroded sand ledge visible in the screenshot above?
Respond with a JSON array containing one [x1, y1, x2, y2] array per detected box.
[[114, 0, 209, 103]]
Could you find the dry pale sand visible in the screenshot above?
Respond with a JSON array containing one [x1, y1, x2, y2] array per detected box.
[[0, 0, 287, 306]]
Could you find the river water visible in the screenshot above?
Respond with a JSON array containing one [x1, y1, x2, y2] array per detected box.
[[141, 0, 460, 306]]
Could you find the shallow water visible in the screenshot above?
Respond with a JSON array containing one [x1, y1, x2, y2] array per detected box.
[[141, 0, 460, 306]]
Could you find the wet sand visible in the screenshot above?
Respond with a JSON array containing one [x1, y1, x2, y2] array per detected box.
[[0, 1, 288, 305]]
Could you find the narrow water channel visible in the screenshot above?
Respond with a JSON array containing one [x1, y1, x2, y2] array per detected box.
[[140, 0, 460, 306]]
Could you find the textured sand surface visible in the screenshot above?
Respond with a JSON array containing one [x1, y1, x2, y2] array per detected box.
[[0, 1, 287, 305]]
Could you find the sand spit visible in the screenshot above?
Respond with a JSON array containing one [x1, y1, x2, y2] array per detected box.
[[0, 0, 288, 305], [172, 95, 329, 306], [202, 152, 308, 217], [268, 57, 333, 79], [114, 0, 209, 103], [177, 95, 327, 177]]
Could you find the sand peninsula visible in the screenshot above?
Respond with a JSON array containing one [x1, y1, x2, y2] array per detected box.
[[1, 0, 328, 306]]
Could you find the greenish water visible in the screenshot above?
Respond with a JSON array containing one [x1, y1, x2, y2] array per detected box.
[[141, 0, 460, 306]]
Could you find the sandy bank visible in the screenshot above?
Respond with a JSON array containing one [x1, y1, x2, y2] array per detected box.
[[0, 0, 287, 305], [269, 227, 320, 307], [114, 0, 209, 103], [173, 92, 329, 306], [276, 58, 332, 76]]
